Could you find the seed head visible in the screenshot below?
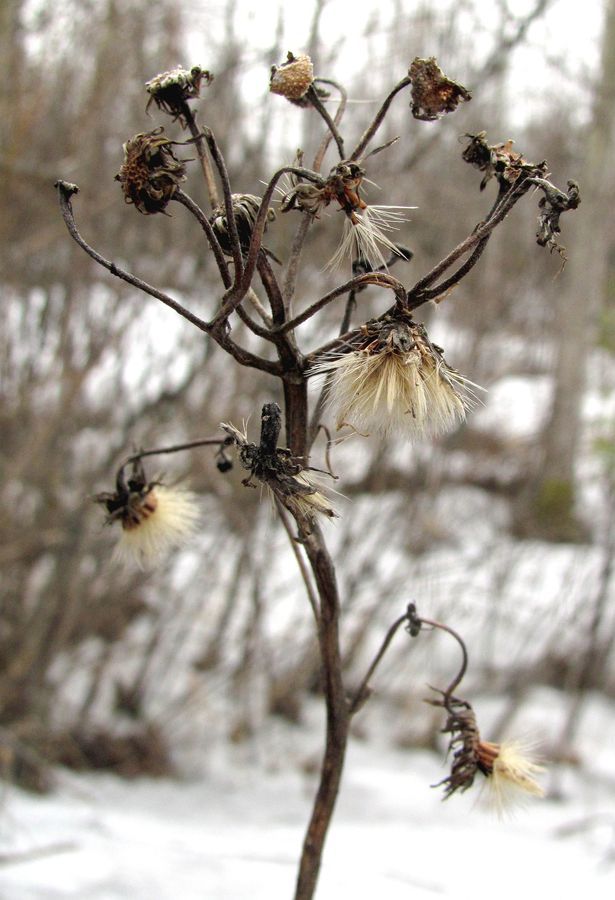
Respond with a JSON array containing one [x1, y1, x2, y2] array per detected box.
[[478, 739, 546, 815], [116, 128, 188, 215], [430, 692, 545, 813], [311, 317, 478, 440], [96, 460, 200, 567], [270, 52, 314, 101], [210, 194, 275, 256]]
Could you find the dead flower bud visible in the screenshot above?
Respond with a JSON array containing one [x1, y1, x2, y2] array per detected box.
[[408, 57, 471, 121], [311, 315, 479, 440], [430, 693, 545, 813], [210, 194, 275, 256], [534, 178, 580, 259], [145, 65, 212, 121], [270, 52, 314, 102], [462, 132, 539, 191], [96, 460, 200, 567], [221, 405, 337, 524], [116, 128, 188, 215]]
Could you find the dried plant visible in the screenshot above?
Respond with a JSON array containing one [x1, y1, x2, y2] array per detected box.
[[56, 46, 577, 900]]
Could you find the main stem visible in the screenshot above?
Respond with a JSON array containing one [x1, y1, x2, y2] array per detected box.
[[294, 523, 349, 900], [284, 389, 349, 900]]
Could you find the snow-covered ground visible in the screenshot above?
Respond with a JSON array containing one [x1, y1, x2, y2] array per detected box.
[[2, 696, 615, 900]]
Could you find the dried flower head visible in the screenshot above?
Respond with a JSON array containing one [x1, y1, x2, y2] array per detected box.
[[280, 161, 413, 269], [430, 691, 545, 813], [311, 316, 478, 439], [116, 128, 188, 215], [221, 404, 337, 524], [462, 131, 537, 191], [408, 57, 471, 121], [145, 65, 212, 121], [270, 52, 314, 102], [210, 194, 276, 256], [96, 459, 200, 567]]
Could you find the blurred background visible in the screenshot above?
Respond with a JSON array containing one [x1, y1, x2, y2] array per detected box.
[[1, 0, 614, 820]]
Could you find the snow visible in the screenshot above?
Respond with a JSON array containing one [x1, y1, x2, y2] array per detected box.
[[2, 695, 615, 900]]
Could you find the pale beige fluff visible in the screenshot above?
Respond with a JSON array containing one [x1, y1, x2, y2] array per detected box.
[[327, 205, 414, 271], [314, 345, 475, 439], [284, 471, 337, 521], [115, 485, 200, 567], [485, 741, 546, 815]]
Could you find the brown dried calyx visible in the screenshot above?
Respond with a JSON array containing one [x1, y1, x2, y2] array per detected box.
[[270, 52, 314, 102], [116, 128, 188, 215], [408, 57, 471, 121], [145, 65, 212, 121], [462, 131, 543, 191]]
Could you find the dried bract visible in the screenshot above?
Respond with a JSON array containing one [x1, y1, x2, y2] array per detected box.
[[96, 460, 200, 567], [145, 65, 212, 121], [311, 314, 477, 439], [210, 194, 275, 256], [462, 132, 537, 191], [430, 692, 545, 812], [221, 404, 337, 523], [270, 52, 314, 102], [408, 57, 471, 121], [116, 128, 188, 215], [533, 178, 581, 259]]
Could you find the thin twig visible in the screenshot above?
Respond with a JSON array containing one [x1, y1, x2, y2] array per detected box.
[[179, 102, 220, 208], [312, 78, 348, 172], [349, 76, 412, 161], [349, 612, 409, 714], [277, 272, 406, 334], [202, 128, 244, 282], [275, 499, 320, 624], [173, 189, 231, 288], [55, 182, 213, 335], [306, 84, 345, 160]]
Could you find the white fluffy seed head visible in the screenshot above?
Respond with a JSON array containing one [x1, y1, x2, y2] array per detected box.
[[312, 335, 477, 440], [480, 740, 546, 815], [114, 485, 200, 568]]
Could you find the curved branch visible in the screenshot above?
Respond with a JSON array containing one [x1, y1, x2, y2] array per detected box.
[[349, 612, 409, 715], [179, 101, 220, 208], [306, 84, 345, 160], [277, 272, 407, 335], [173, 189, 231, 288], [312, 78, 348, 172], [406, 174, 535, 309], [202, 128, 244, 282], [349, 76, 412, 161], [55, 181, 213, 335]]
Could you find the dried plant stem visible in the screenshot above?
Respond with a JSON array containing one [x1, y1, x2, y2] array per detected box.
[[407, 175, 534, 308], [179, 102, 220, 208], [306, 84, 345, 159], [349, 611, 410, 714], [349, 76, 412, 161], [275, 500, 320, 624], [294, 523, 349, 900], [277, 272, 406, 334]]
